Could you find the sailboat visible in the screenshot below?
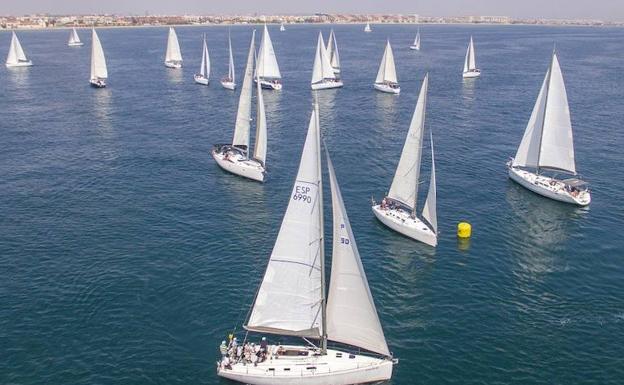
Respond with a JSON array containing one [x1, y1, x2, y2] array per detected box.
[[410, 28, 421, 50], [216, 101, 396, 385], [212, 31, 268, 182], [280, 23, 286, 32], [372, 74, 437, 246], [364, 22, 372, 33], [89, 29, 108, 88], [67, 27, 84, 47], [221, 31, 236, 90], [311, 32, 343, 90], [374, 40, 400, 94], [255, 24, 282, 90], [164, 27, 183, 69], [5, 31, 33, 68], [326, 29, 341, 75], [462, 36, 480, 78], [507, 51, 590, 206], [194, 34, 210, 85]]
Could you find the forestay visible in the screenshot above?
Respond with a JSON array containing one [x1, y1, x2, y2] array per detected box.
[[232, 30, 255, 149], [325, 150, 391, 357], [422, 132, 437, 233], [256, 25, 281, 79], [246, 106, 323, 337], [165, 27, 182, 62], [311, 33, 336, 84], [387, 74, 428, 211], [375, 40, 398, 84], [90, 29, 108, 80]]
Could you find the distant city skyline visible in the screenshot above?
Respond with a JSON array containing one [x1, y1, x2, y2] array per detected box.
[[2, 0, 623, 21]]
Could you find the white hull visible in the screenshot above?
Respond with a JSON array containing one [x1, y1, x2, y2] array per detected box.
[[374, 83, 400, 94], [212, 148, 265, 182], [89, 78, 106, 88], [217, 346, 393, 385], [68, 42, 84, 47], [311, 80, 343, 90], [6, 60, 33, 68], [165, 61, 182, 69], [462, 70, 481, 78], [221, 80, 236, 90], [256, 78, 282, 90], [508, 165, 590, 206], [194, 74, 209, 85], [410, 45, 420, 51], [372, 204, 437, 246]]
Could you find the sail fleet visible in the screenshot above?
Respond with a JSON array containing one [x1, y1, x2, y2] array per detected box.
[[2, 24, 593, 384]]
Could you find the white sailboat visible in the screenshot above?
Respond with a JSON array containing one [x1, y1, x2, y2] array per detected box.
[[256, 24, 282, 90], [373, 74, 437, 246], [364, 22, 372, 33], [507, 51, 590, 206], [5, 31, 33, 68], [221, 31, 236, 90], [311, 32, 343, 90], [67, 27, 84, 47], [212, 31, 268, 182], [164, 27, 183, 69], [374, 40, 400, 94], [89, 29, 108, 88], [194, 34, 210, 85], [216, 101, 396, 385], [462, 36, 480, 78], [280, 23, 286, 32], [410, 28, 421, 50], [325, 29, 341, 75]]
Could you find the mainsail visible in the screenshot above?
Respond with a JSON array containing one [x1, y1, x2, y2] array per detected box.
[[375, 40, 398, 84], [463, 36, 476, 72], [512, 52, 576, 174], [232, 30, 256, 149], [326, 29, 341, 71], [422, 132, 437, 233], [253, 77, 268, 165], [165, 27, 182, 63], [387, 74, 428, 211], [199, 34, 210, 77], [325, 150, 391, 357], [246, 105, 323, 337], [90, 29, 108, 80], [413, 29, 421, 49], [256, 25, 281, 79], [311, 32, 336, 84]]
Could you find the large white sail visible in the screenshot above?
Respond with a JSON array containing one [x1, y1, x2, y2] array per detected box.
[[513, 52, 576, 174], [256, 25, 281, 79], [311, 32, 336, 84], [422, 132, 437, 233], [199, 35, 210, 77], [90, 29, 108, 80], [6, 32, 29, 65], [68, 28, 81, 45], [165, 27, 182, 63], [227, 32, 235, 83], [375, 40, 397, 84], [464, 36, 476, 72], [253, 78, 267, 165], [326, 29, 341, 70], [388, 74, 428, 210], [325, 150, 391, 357], [232, 31, 256, 149], [246, 105, 323, 337], [414, 29, 421, 49]]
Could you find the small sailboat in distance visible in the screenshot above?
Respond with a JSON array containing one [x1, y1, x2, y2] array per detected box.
[[507, 50, 590, 206], [410, 28, 421, 50], [216, 100, 396, 385], [373, 74, 437, 246], [462, 36, 480, 78], [374, 40, 400, 94], [68, 27, 84, 47], [164, 27, 183, 69], [311, 32, 343, 90], [256, 24, 282, 90], [5, 31, 32, 67], [221, 31, 236, 90], [364, 22, 372, 32], [326, 29, 341, 75], [212, 30, 268, 182], [194, 34, 210, 85], [89, 29, 108, 88], [280, 22, 286, 32]]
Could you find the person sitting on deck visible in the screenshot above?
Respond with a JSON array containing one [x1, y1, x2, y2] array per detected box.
[[219, 341, 227, 358], [222, 355, 232, 370]]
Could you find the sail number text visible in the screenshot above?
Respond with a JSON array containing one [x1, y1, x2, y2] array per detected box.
[[293, 185, 313, 203]]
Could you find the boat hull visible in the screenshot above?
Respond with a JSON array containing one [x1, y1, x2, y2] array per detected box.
[[311, 80, 343, 90], [374, 83, 400, 94], [217, 346, 393, 385], [256, 78, 282, 90], [409, 45, 420, 50], [165, 61, 182, 69], [6, 60, 33, 68], [212, 147, 265, 182], [89, 79, 106, 88], [508, 164, 590, 206], [194, 74, 209, 85], [221, 80, 236, 90], [372, 204, 437, 246], [462, 70, 481, 78], [68, 42, 84, 47]]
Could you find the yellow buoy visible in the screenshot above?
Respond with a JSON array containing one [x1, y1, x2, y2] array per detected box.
[[457, 222, 472, 238]]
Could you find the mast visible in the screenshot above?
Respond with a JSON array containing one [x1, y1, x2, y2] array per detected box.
[[315, 98, 328, 354], [535, 50, 555, 174]]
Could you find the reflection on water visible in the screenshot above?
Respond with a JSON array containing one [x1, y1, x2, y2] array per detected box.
[[166, 68, 184, 85], [92, 88, 113, 134], [374, 91, 399, 119], [7, 67, 31, 87], [262, 88, 282, 118], [315, 89, 338, 138], [461, 78, 476, 103]]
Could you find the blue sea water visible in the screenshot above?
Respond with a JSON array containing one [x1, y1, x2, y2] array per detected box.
[[1, 24, 624, 384]]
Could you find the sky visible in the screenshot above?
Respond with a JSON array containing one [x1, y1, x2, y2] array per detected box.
[[3, 0, 624, 21]]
